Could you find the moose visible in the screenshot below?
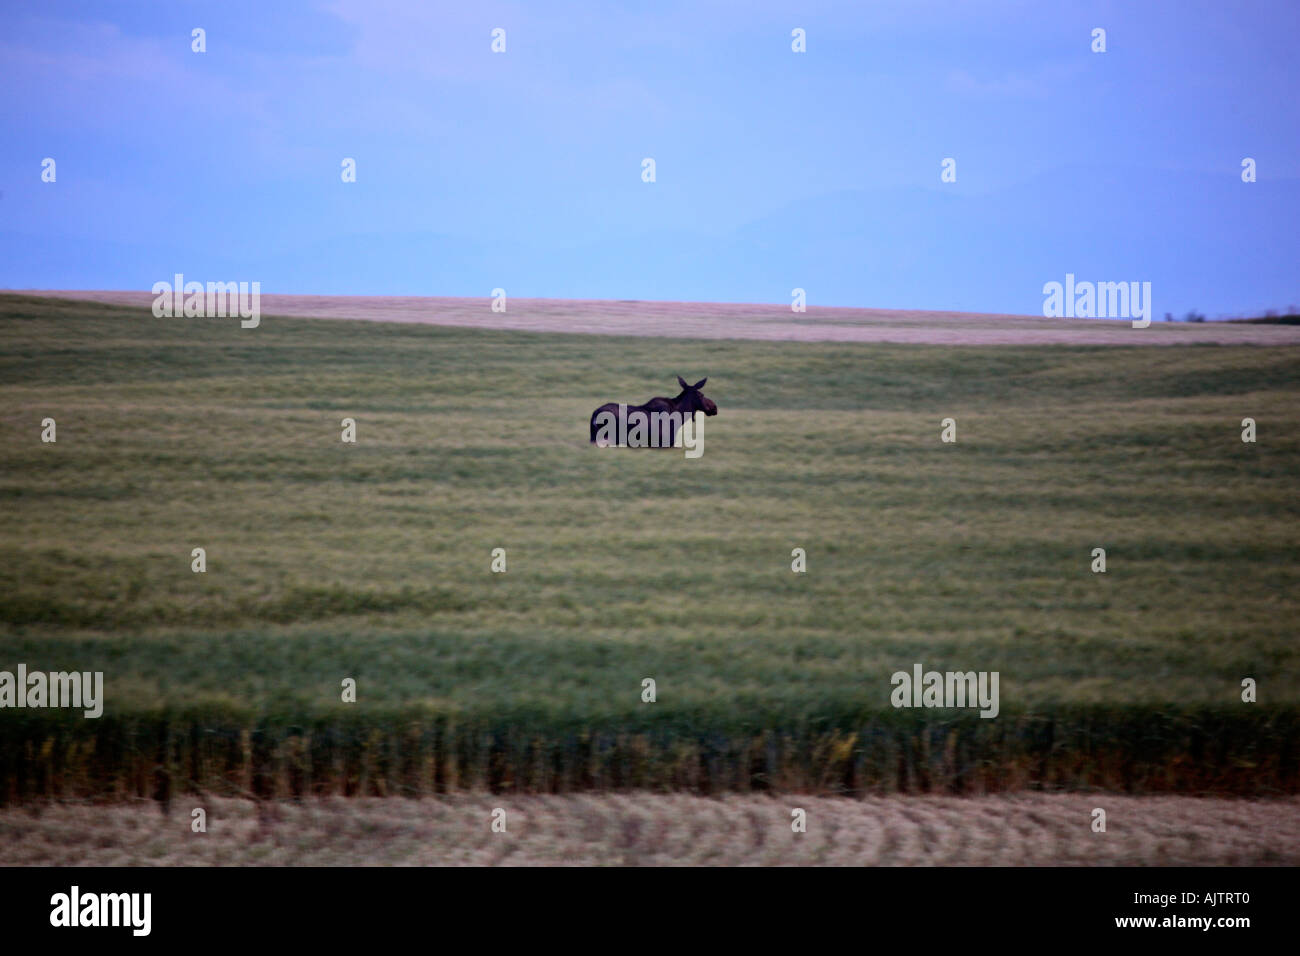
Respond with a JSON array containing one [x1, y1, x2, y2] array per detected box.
[[590, 376, 718, 448]]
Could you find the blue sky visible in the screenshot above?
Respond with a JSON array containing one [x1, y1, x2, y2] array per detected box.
[[2, 0, 1297, 316]]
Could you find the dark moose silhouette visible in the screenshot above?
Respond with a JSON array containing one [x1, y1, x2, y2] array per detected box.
[[590, 376, 718, 447]]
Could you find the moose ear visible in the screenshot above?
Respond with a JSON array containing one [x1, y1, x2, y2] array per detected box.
[[692, 378, 707, 389], [677, 375, 689, 389]]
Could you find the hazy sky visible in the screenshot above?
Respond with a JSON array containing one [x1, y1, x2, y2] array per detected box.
[[2, 0, 1297, 316]]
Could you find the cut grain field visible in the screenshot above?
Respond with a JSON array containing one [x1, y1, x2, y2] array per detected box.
[[4, 794, 1297, 866], [1, 293, 1299, 802], [21, 289, 1300, 345]]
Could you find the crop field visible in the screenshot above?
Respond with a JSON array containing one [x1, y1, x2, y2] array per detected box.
[[1, 293, 1299, 802]]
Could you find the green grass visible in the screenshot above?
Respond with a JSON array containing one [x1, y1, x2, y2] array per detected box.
[[1, 293, 1298, 798]]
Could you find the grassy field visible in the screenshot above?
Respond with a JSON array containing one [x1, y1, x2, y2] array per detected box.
[[2, 293, 1299, 800]]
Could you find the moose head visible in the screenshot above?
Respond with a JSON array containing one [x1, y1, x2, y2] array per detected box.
[[675, 376, 718, 417]]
